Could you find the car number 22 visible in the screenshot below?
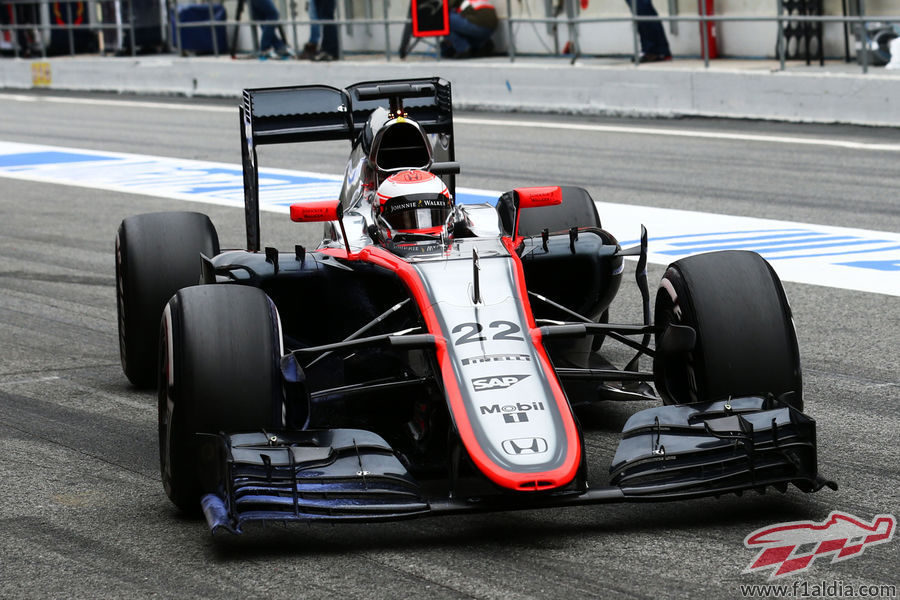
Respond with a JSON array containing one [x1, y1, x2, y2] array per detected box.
[[452, 321, 524, 345]]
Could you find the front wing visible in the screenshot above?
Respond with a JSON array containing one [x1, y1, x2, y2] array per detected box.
[[201, 396, 835, 534]]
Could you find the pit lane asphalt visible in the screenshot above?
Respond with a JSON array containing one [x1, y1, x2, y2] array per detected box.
[[0, 92, 898, 599]]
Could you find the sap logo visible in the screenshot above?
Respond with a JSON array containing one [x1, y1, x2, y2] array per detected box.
[[471, 374, 530, 391], [502, 437, 549, 455]]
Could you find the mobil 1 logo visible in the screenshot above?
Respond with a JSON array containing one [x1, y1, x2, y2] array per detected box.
[[480, 400, 545, 424]]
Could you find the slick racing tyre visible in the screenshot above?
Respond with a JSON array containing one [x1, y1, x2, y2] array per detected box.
[[116, 212, 219, 388], [158, 285, 284, 513], [653, 250, 802, 410], [497, 186, 602, 237]]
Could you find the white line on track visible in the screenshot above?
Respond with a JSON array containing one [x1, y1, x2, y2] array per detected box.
[[453, 117, 900, 152], [0, 93, 235, 113], [0, 376, 61, 385], [3, 92, 899, 153]]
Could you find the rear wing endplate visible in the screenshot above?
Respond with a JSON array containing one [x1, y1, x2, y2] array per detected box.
[[240, 78, 454, 251]]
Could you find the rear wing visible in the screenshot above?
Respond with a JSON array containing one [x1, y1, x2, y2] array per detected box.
[[240, 78, 454, 251]]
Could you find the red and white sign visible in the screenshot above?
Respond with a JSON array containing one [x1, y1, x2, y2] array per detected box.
[[743, 512, 896, 579]]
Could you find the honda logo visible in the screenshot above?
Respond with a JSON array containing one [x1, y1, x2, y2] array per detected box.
[[501, 437, 549, 455]]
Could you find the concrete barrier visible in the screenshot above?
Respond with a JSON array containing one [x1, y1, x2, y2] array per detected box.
[[2, 55, 900, 127]]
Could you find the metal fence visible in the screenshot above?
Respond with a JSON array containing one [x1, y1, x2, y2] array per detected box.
[[506, 11, 900, 74], [1, 0, 899, 74], [1, 0, 144, 57]]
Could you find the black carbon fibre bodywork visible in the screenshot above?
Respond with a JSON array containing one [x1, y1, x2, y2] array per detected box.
[[610, 396, 831, 497], [519, 229, 622, 323], [202, 396, 833, 533]]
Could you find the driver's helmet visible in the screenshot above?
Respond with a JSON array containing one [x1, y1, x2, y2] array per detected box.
[[374, 170, 453, 237]]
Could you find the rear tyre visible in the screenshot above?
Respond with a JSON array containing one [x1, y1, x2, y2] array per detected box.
[[158, 285, 284, 513], [497, 186, 601, 237], [653, 250, 802, 409], [116, 212, 219, 387]]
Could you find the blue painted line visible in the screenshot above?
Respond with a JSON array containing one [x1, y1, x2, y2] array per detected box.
[[260, 175, 338, 185], [658, 236, 890, 255], [749, 238, 891, 254], [657, 235, 860, 255], [668, 231, 835, 248], [456, 191, 498, 205], [765, 244, 900, 261], [192, 174, 339, 195], [838, 258, 900, 271], [189, 185, 245, 194], [0, 151, 120, 168], [618, 228, 805, 247]]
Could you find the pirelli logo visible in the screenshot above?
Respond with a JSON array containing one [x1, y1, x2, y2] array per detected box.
[[461, 353, 531, 366]]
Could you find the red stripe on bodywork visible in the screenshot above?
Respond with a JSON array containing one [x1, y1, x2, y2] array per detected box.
[[320, 242, 581, 491]]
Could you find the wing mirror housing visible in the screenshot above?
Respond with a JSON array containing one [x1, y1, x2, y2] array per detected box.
[[512, 186, 562, 239], [290, 199, 343, 223], [289, 200, 352, 255], [515, 186, 563, 209]]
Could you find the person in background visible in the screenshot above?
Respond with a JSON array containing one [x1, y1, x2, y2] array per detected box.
[[299, 0, 321, 59], [249, 0, 293, 59], [2, 1, 39, 57], [311, 0, 339, 61], [442, 0, 497, 59], [625, 0, 672, 63]]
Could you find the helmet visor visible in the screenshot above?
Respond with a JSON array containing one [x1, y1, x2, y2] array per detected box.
[[382, 193, 452, 232]]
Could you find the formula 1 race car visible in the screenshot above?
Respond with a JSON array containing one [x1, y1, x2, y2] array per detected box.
[[115, 78, 835, 534]]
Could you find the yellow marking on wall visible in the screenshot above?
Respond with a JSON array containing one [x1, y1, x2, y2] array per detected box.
[[32, 61, 52, 87]]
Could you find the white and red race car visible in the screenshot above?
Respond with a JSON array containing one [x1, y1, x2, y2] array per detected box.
[[115, 78, 835, 534]]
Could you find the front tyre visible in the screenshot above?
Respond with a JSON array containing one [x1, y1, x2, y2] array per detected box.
[[653, 250, 802, 409], [158, 285, 284, 513], [116, 212, 219, 387]]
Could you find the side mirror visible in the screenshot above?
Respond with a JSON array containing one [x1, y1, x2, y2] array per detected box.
[[514, 186, 563, 209], [430, 161, 461, 175], [290, 200, 342, 223], [512, 186, 562, 239], [290, 200, 352, 256]]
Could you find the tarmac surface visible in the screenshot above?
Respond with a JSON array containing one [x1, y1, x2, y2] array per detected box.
[[0, 92, 897, 599]]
